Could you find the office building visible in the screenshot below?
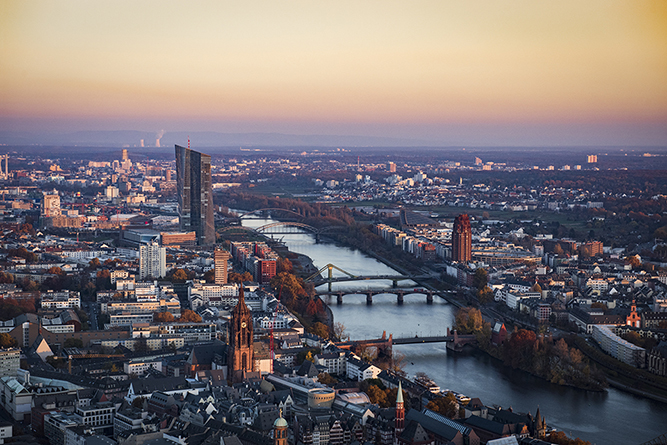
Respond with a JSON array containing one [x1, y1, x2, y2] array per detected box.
[[0, 349, 19, 378], [175, 145, 215, 245], [452, 214, 472, 262], [42, 192, 61, 217], [214, 248, 230, 285], [139, 241, 166, 280]]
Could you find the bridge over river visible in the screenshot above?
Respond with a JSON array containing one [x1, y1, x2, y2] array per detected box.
[[334, 328, 477, 354], [317, 288, 457, 304]]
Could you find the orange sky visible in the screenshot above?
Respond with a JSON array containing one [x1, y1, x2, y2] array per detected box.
[[1, 0, 666, 145]]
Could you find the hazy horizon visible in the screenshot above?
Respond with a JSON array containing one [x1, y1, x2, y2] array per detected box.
[[1, 1, 666, 146]]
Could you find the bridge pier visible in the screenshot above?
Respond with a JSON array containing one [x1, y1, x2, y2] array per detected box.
[[337, 294, 343, 305], [426, 292, 433, 304], [392, 280, 398, 288], [366, 293, 373, 305], [397, 293, 403, 305]]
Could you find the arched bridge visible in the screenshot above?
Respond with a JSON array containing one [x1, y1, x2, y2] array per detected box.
[[335, 328, 477, 354], [236, 208, 306, 219], [317, 288, 456, 305], [305, 263, 434, 291]]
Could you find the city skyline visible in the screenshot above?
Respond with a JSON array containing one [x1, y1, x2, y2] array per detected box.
[[1, 1, 666, 146]]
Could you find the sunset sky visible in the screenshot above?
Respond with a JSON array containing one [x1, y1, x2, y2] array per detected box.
[[1, 0, 666, 146]]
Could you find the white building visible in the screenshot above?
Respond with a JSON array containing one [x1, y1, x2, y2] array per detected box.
[[346, 356, 381, 381], [0, 349, 19, 378], [123, 359, 163, 376], [139, 241, 166, 280], [40, 291, 81, 309]]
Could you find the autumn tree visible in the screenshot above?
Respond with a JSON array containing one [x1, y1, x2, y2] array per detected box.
[[178, 309, 202, 323], [0, 333, 17, 348], [317, 372, 338, 386], [96, 269, 111, 290], [154, 312, 175, 322], [203, 269, 215, 283], [276, 257, 293, 274], [472, 268, 488, 290], [426, 392, 458, 418], [88, 258, 101, 269], [167, 268, 189, 283], [309, 322, 329, 339]]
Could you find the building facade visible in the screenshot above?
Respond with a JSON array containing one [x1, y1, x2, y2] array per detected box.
[[452, 214, 472, 262], [139, 241, 166, 280], [175, 145, 214, 245], [214, 248, 230, 285]]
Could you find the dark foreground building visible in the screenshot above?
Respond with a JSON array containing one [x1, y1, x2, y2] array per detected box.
[[175, 144, 215, 245]]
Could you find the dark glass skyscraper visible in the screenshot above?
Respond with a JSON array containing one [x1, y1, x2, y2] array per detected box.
[[175, 145, 215, 245]]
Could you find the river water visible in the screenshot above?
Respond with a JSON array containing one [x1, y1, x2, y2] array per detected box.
[[241, 217, 667, 444]]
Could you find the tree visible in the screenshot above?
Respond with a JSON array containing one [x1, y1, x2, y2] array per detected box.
[[178, 309, 202, 323], [317, 372, 338, 386], [96, 269, 111, 290], [132, 397, 146, 410], [277, 258, 293, 274], [168, 268, 189, 283], [154, 312, 175, 322], [0, 333, 17, 348], [426, 392, 458, 418], [472, 268, 488, 290], [63, 338, 83, 349], [477, 286, 494, 304], [46, 266, 64, 275], [88, 258, 101, 269], [333, 322, 348, 341], [309, 322, 329, 339], [203, 269, 215, 283]]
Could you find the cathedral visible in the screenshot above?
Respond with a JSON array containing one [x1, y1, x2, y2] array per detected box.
[[228, 286, 256, 383]]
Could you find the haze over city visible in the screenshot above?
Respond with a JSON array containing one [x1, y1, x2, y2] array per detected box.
[[1, 0, 666, 146]]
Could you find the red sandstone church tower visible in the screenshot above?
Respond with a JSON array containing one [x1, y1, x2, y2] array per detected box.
[[395, 381, 405, 444], [273, 411, 288, 445], [452, 214, 472, 262], [228, 286, 254, 382]]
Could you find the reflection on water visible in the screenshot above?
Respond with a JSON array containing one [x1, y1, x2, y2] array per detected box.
[[241, 216, 667, 445]]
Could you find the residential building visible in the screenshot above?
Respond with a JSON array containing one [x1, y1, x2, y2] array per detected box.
[[139, 241, 166, 280]]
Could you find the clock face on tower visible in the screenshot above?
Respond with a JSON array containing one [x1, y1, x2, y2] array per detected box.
[[241, 322, 246, 328]]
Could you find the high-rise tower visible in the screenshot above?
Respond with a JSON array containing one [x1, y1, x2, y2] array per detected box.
[[452, 214, 472, 262], [228, 286, 254, 383], [175, 145, 215, 245], [139, 240, 166, 280], [214, 248, 230, 285]]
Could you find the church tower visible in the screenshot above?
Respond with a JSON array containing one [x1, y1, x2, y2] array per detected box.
[[273, 411, 288, 445], [395, 381, 405, 444], [228, 286, 254, 382]]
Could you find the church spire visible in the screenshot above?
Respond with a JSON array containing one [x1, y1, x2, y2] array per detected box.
[[395, 381, 404, 444]]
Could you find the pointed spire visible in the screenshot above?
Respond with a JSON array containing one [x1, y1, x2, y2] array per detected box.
[[396, 381, 404, 404]]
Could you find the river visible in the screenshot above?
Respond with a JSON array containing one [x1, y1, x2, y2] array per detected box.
[[241, 217, 667, 444]]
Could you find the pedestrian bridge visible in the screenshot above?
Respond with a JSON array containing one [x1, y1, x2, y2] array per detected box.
[[334, 328, 477, 354]]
